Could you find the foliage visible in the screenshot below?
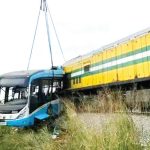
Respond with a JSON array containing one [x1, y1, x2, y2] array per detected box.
[[0, 100, 143, 150]]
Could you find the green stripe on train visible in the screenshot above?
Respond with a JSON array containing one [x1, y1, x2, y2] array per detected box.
[[71, 55, 150, 79], [71, 45, 150, 74]]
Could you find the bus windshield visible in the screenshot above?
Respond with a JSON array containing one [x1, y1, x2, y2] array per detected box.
[[0, 86, 28, 104], [0, 86, 28, 114]]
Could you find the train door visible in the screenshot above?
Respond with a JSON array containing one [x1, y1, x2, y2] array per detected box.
[[121, 43, 127, 81], [110, 47, 117, 83], [125, 41, 135, 80], [77, 62, 82, 89], [98, 52, 103, 85], [64, 73, 71, 89], [140, 35, 149, 78], [102, 50, 107, 84], [133, 37, 144, 78], [145, 33, 150, 76], [71, 62, 82, 90], [75, 62, 82, 89], [116, 44, 123, 81], [106, 48, 111, 83], [83, 60, 91, 87], [92, 53, 99, 86]]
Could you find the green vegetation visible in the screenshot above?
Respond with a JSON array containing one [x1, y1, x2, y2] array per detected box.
[[77, 89, 127, 113], [0, 101, 143, 150]]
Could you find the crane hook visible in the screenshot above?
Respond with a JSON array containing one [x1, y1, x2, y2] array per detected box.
[[40, 0, 47, 12]]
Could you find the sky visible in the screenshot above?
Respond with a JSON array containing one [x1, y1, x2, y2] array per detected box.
[[0, 0, 150, 74]]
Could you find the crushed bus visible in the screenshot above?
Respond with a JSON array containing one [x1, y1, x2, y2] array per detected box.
[[0, 67, 63, 127]]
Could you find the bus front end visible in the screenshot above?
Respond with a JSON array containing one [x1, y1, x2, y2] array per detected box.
[[0, 68, 64, 127]]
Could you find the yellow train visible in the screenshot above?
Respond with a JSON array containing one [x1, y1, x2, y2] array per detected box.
[[63, 27, 150, 91]]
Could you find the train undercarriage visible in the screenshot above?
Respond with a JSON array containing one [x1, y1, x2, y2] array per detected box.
[[65, 79, 150, 113]]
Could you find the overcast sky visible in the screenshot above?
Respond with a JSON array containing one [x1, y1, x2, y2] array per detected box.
[[0, 0, 150, 74]]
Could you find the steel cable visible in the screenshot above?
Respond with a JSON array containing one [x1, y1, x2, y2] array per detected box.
[[27, 7, 41, 71], [47, 3, 66, 62]]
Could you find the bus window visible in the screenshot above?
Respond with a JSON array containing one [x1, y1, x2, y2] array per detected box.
[[30, 79, 42, 113], [30, 79, 62, 113]]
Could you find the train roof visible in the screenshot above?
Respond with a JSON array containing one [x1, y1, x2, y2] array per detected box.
[[0, 68, 63, 87], [63, 27, 150, 67]]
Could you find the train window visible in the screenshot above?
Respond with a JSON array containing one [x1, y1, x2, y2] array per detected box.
[[73, 78, 75, 84], [76, 78, 78, 84], [79, 77, 81, 83], [84, 65, 90, 73]]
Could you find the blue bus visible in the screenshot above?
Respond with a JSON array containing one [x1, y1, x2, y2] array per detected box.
[[0, 67, 63, 127]]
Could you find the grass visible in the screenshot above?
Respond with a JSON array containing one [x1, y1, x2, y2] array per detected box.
[[98, 115, 141, 150], [0, 100, 143, 150], [77, 89, 127, 113], [77, 88, 150, 113]]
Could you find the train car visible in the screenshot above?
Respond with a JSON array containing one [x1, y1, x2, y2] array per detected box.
[[63, 27, 150, 92], [0, 67, 63, 127]]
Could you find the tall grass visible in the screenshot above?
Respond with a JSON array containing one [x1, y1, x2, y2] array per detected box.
[[77, 89, 127, 113], [58, 101, 142, 150], [76, 88, 150, 113], [0, 100, 142, 150]]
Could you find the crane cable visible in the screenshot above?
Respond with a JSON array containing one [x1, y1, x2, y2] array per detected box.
[[27, 7, 41, 71], [27, 0, 65, 71], [43, 0, 54, 95], [47, 4, 66, 62], [44, 0, 54, 68]]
